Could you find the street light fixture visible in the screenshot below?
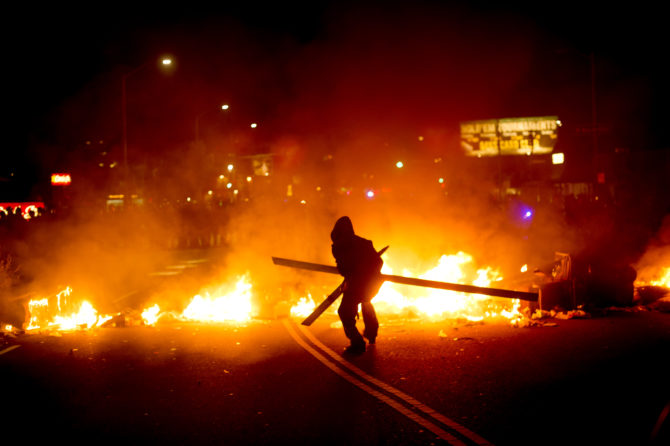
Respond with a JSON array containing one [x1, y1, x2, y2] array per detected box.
[[195, 103, 230, 143]]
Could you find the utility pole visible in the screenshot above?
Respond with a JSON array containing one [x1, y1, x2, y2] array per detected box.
[[590, 51, 599, 181]]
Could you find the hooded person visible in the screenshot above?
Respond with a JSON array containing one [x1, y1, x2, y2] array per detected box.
[[330, 216, 384, 355]]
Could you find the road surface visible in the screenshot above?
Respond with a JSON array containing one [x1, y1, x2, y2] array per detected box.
[[2, 308, 669, 445]]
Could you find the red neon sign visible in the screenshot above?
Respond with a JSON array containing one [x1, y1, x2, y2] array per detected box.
[[51, 173, 72, 186], [0, 202, 45, 220]]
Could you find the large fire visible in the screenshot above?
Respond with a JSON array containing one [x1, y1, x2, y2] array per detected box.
[[634, 264, 670, 290], [21, 275, 254, 332], [138, 274, 255, 326], [178, 275, 253, 323], [647, 267, 670, 288], [291, 252, 524, 325], [12, 247, 670, 336], [19, 254, 528, 333]]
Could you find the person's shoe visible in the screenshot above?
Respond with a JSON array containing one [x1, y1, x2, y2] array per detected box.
[[343, 343, 366, 355]]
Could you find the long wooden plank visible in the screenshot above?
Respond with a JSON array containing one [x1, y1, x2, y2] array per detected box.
[[272, 256, 538, 301], [272, 257, 339, 274], [379, 273, 537, 301], [301, 281, 345, 326]]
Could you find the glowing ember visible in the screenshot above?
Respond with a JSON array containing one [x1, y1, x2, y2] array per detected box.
[[26, 287, 114, 331], [290, 252, 524, 324]]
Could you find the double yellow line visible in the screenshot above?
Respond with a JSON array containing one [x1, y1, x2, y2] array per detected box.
[[0, 345, 21, 356], [283, 319, 494, 446]]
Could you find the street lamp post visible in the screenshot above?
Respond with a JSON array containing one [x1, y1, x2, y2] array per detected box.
[[589, 51, 598, 167], [121, 57, 173, 200], [557, 48, 598, 180]]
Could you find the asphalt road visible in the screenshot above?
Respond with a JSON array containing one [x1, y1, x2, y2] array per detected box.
[[2, 309, 669, 445]]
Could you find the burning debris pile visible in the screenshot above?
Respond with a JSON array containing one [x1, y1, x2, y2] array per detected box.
[[2, 274, 257, 335], [633, 278, 670, 312], [2, 251, 669, 337], [288, 251, 528, 325], [633, 215, 670, 311], [26, 286, 114, 331], [3, 211, 670, 336], [3, 248, 529, 334]]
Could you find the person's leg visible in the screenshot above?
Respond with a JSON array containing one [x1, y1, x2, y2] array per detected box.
[[338, 293, 365, 353], [361, 302, 378, 344]]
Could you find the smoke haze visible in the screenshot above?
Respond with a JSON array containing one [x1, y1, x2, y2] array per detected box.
[[2, 2, 668, 319]]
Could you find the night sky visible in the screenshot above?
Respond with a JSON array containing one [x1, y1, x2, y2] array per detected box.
[[3, 1, 668, 192]]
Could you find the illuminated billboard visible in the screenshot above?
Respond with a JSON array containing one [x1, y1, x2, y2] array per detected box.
[[461, 116, 560, 157], [51, 173, 72, 186]]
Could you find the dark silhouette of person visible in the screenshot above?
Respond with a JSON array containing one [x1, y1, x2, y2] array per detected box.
[[330, 216, 383, 355]]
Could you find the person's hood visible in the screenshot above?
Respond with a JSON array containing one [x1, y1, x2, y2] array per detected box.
[[331, 216, 355, 242]]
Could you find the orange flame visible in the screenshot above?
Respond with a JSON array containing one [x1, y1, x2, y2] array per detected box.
[[649, 267, 670, 288], [142, 274, 254, 326], [26, 276, 257, 332], [290, 252, 524, 325], [26, 287, 114, 331], [635, 265, 670, 289], [290, 294, 317, 318], [141, 304, 161, 326]]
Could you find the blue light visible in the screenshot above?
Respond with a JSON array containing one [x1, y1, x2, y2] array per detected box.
[[508, 200, 534, 226]]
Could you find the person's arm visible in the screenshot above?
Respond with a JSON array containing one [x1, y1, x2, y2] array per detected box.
[[332, 243, 354, 277]]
